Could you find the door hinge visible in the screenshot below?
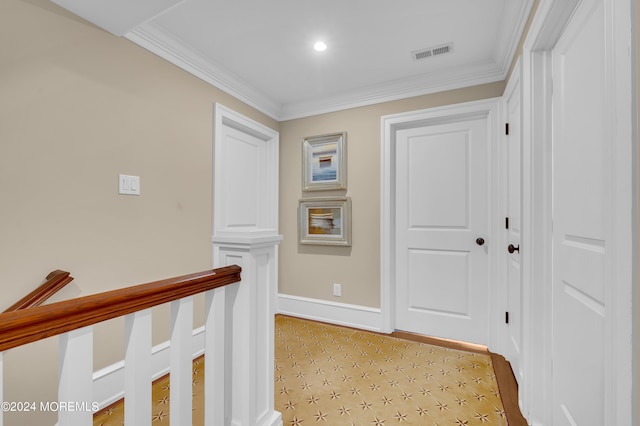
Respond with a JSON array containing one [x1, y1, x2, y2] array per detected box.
[[505, 217, 509, 230], [505, 123, 509, 135], [505, 311, 510, 324]]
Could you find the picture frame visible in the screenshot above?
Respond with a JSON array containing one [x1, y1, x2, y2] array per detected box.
[[302, 132, 347, 191], [298, 197, 352, 246]]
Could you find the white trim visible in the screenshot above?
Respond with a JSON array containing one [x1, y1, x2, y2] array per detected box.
[[92, 326, 205, 410], [279, 61, 505, 121], [54, 0, 532, 121], [122, 3, 534, 122], [212, 104, 282, 425], [520, 0, 572, 420], [380, 98, 502, 342], [126, 22, 282, 120], [493, 1, 536, 77], [127, 20, 504, 121], [277, 294, 384, 333], [605, 0, 634, 423], [521, 0, 636, 423], [212, 103, 280, 239], [213, 233, 284, 249]]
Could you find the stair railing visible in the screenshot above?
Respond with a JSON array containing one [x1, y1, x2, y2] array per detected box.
[[0, 266, 244, 426], [4, 270, 74, 312]]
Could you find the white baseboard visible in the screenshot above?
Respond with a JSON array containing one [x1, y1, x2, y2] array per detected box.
[[92, 326, 205, 410], [257, 410, 283, 426], [277, 293, 384, 332]]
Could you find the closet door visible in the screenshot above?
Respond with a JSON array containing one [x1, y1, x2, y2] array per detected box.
[[395, 115, 490, 345]]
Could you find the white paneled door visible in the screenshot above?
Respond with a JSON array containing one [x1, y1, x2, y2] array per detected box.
[[551, 0, 608, 423], [395, 115, 490, 345]]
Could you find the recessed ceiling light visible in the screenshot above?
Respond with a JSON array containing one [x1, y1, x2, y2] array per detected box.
[[314, 41, 327, 52]]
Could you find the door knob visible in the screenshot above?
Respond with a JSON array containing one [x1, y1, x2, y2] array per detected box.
[[476, 238, 485, 246], [508, 244, 520, 253]]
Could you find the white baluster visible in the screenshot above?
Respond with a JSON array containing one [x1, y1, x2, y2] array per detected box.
[[124, 309, 152, 425], [204, 287, 226, 426], [58, 327, 93, 426], [170, 296, 193, 426]]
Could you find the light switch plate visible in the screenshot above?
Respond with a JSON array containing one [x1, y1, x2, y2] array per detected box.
[[119, 174, 140, 195]]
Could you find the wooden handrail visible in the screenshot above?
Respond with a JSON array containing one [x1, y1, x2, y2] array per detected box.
[[0, 265, 241, 353], [4, 270, 75, 312]]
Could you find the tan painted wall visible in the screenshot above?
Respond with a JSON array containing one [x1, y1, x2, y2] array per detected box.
[[276, 0, 540, 310], [278, 82, 505, 308], [0, 0, 277, 423]]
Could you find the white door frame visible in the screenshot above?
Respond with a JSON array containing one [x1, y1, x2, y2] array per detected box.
[[380, 98, 503, 349], [520, 0, 635, 424]]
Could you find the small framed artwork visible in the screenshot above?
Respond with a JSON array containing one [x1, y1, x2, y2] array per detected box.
[[299, 197, 352, 246], [302, 132, 347, 191]]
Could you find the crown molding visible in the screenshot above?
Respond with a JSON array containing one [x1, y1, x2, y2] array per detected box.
[[124, 22, 505, 122], [124, 0, 534, 122], [278, 60, 505, 121], [125, 22, 283, 120], [493, 0, 536, 76]]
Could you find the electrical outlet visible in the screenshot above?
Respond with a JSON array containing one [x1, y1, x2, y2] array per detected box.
[[333, 283, 341, 297]]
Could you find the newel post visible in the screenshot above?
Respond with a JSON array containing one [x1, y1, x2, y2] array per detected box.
[[211, 103, 282, 425], [213, 235, 283, 426]]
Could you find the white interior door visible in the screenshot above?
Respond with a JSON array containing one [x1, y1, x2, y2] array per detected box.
[[395, 116, 490, 345], [551, 1, 608, 423], [503, 64, 523, 386]]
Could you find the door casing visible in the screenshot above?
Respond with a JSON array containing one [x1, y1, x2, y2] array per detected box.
[[380, 98, 503, 350]]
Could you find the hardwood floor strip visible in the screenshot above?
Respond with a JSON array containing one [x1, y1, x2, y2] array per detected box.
[[390, 330, 490, 355], [391, 329, 527, 426], [489, 352, 528, 426]]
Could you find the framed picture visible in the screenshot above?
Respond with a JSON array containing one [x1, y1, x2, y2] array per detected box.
[[298, 197, 352, 246], [302, 132, 347, 191]]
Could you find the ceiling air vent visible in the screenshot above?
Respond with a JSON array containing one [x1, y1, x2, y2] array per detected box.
[[412, 42, 454, 61]]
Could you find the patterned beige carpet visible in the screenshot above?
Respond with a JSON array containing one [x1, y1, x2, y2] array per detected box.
[[94, 356, 205, 426], [95, 315, 513, 425], [275, 315, 506, 425]]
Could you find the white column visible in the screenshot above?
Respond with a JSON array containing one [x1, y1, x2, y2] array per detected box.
[[58, 327, 93, 426], [124, 309, 152, 426], [170, 297, 193, 426], [212, 104, 281, 425], [213, 234, 283, 426]]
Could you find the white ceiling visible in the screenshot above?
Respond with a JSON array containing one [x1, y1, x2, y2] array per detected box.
[[52, 0, 533, 121]]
